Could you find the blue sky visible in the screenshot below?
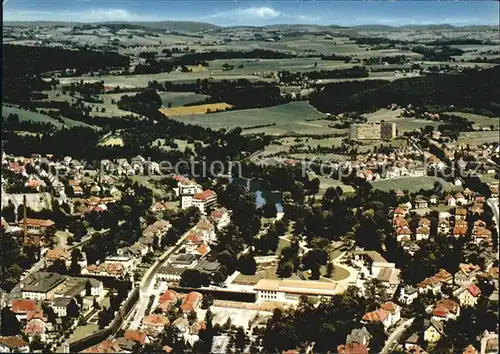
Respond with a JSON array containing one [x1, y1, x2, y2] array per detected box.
[[3, 0, 499, 26]]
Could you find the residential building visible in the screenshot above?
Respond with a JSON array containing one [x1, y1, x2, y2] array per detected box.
[[414, 196, 428, 209], [155, 266, 184, 283], [24, 318, 45, 342], [463, 344, 479, 354], [455, 208, 468, 220], [399, 285, 419, 305], [52, 297, 72, 317], [180, 292, 203, 313], [457, 284, 481, 307], [45, 247, 71, 267], [423, 320, 444, 343], [362, 309, 392, 329], [10, 299, 39, 321], [381, 302, 401, 324], [480, 331, 498, 354], [0, 336, 30, 353], [455, 264, 481, 286], [124, 330, 149, 346], [254, 279, 343, 304], [337, 343, 369, 354], [210, 207, 231, 229], [432, 299, 460, 321], [142, 314, 170, 333], [416, 226, 430, 241], [192, 190, 217, 215], [445, 195, 456, 207], [354, 251, 401, 296], [346, 327, 372, 347], [380, 122, 397, 140]]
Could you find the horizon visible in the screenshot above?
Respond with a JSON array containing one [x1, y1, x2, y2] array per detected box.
[[3, 0, 499, 27]]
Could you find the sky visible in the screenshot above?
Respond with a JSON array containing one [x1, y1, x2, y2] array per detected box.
[[3, 0, 499, 26]]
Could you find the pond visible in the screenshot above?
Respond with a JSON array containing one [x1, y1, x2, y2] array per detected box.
[[229, 177, 283, 212]]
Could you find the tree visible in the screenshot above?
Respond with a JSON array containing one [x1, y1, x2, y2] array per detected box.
[[180, 269, 209, 288], [67, 299, 80, 318], [187, 310, 197, 324], [364, 278, 388, 305], [0, 306, 21, 336], [276, 261, 294, 278], [201, 294, 214, 309], [47, 259, 67, 274], [326, 262, 334, 278], [238, 254, 257, 275], [1, 200, 16, 223], [233, 326, 249, 352], [262, 203, 278, 218]]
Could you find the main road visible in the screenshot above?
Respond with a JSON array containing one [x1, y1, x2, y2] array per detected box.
[[487, 198, 499, 234], [124, 225, 197, 330], [381, 317, 414, 354]]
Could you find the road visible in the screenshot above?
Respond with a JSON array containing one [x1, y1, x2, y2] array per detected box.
[[487, 198, 499, 234], [381, 317, 414, 354], [124, 225, 197, 330]]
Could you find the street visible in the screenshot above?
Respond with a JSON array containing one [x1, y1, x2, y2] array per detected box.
[[486, 198, 499, 234], [124, 224, 198, 330], [381, 317, 414, 354]]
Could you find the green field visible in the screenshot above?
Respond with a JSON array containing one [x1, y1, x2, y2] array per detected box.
[[170, 101, 329, 133], [458, 131, 499, 145], [447, 111, 499, 129], [370, 176, 454, 193], [158, 91, 210, 107], [3, 104, 94, 129]]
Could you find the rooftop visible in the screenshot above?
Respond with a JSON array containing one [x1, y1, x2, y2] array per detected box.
[[21, 272, 65, 293], [254, 279, 340, 296]]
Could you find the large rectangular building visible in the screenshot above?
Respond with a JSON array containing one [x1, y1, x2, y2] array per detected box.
[[254, 279, 343, 304]]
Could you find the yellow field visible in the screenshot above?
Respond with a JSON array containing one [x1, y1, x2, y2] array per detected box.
[[99, 136, 124, 147], [186, 65, 209, 72], [159, 102, 233, 116]]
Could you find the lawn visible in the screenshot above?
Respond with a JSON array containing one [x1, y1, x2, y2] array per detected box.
[[169, 101, 328, 133], [99, 136, 124, 147], [68, 323, 99, 343], [370, 176, 455, 193], [233, 264, 301, 285], [159, 102, 233, 116]]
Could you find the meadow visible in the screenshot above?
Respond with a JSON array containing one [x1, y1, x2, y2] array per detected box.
[[458, 131, 500, 145], [446, 111, 499, 129], [3, 104, 94, 129], [157, 91, 210, 107]]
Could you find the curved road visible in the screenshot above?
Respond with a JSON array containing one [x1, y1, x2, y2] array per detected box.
[[487, 198, 499, 234], [381, 317, 414, 354]]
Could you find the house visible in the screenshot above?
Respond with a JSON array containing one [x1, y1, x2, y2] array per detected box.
[[81, 340, 122, 353], [445, 195, 456, 206], [337, 343, 369, 354], [455, 193, 467, 206], [45, 247, 71, 266], [190, 321, 207, 335], [399, 285, 419, 305], [192, 190, 217, 215], [10, 299, 39, 321], [455, 264, 481, 286], [396, 227, 412, 242], [418, 218, 431, 228], [455, 208, 468, 220], [195, 219, 216, 244], [429, 195, 439, 205], [150, 201, 168, 213], [21, 218, 55, 235], [474, 227, 492, 244], [361, 309, 392, 329], [346, 327, 372, 347], [88, 279, 104, 297], [142, 314, 170, 333], [403, 333, 420, 350], [393, 207, 407, 218], [172, 317, 189, 333], [438, 218, 450, 235], [24, 318, 46, 342], [453, 225, 468, 238], [124, 329, 149, 345], [180, 291, 203, 313], [416, 226, 430, 241], [405, 345, 428, 354], [142, 220, 172, 247], [480, 331, 498, 354], [414, 196, 428, 209], [0, 336, 30, 353], [156, 290, 179, 312], [155, 266, 184, 283], [423, 320, 444, 343], [434, 269, 453, 284], [463, 344, 478, 354], [381, 302, 401, 324], [210, 207, 231, 229], [457, 284, 481, 307], [52, 297, 72, 317], [432, 298, 460, 321]]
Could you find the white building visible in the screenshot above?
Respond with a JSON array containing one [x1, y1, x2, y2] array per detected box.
[[192, 190, 217, 215], [254, 279, 343, 305]]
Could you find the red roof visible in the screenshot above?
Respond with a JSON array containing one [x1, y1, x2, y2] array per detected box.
[[23, 218, 55, 227], [24, 319, 44, 335], [11, 299, 37, 314], [467, 284, 481, 297], [180, 292, 202, 313], [159, 290, 178, 304], [337, 343, 369, 354], [124, 330, 147, 345], [193, 190, 216, 201], [0, 336, 28, 349], [362, 309, 390, 322], [381, 302, 399, 314]]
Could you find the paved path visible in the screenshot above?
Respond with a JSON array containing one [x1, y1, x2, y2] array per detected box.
[[381, 317, 414, 354]]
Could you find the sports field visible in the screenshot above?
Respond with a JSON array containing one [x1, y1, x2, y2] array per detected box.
[[370, 176, 455, 193]]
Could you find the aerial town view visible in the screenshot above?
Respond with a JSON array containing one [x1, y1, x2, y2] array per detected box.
[[0, 0, 499, 353]]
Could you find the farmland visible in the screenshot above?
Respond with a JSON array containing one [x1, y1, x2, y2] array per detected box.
[[369, 176, 455, 193], [2, 104, 94, 129], [159, 102, 233, 116], [446, 111, 499, 129], [458, 131, 500, 145], [167, 101, 329, 133]]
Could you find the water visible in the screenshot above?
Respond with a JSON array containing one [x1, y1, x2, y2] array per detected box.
[[229, 177, 283, 212]]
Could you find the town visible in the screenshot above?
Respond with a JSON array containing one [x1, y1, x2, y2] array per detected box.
[[1, 1, 500, 353]]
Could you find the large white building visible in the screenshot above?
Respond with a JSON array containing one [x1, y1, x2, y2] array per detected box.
[[191, 190, 218, 215], [254, 279, 343, 305]]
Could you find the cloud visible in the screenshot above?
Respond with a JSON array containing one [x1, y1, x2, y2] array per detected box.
[[3, 8, 160, 22], [207, 6, 281, 20]]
